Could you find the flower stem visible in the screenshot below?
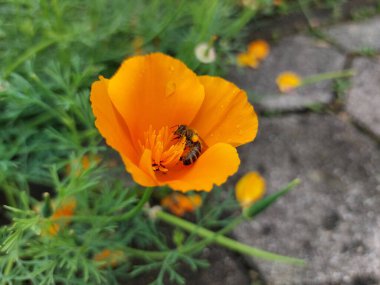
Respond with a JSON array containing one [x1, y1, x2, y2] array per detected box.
[[301, 69, 354, 86], [111, 187, 154, 222], [156, 210, 305, 265]]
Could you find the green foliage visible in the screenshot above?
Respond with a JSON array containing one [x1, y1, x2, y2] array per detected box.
[[0, 0, 305, 284]]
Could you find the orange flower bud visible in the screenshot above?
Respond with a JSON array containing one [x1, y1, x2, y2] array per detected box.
[[93, 249, 126, 268]]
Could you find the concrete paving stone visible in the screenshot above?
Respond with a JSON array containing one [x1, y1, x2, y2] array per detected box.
[[233, 114, 380, 284], [346, 57, 380, 139], [228, 35, 345, 112], [324, 16, 380, 53]]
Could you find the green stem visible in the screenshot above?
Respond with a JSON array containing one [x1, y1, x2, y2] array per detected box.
[[156, 211, 304, 265], [255, 69, 355, 98], [301, 69, 354, 86], [111, 187, 153, 222], [180, 215, 246, 254], [125, 247, 167, 259]]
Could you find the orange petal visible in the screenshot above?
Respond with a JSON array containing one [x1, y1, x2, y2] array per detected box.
[[276, 71, 302, 93], [247, 40, 270, 61], [90, 77, 138, 163], [108, 53, 205, 141], [190, 76, 258, 147], [161, 143, 240, 192], [237, 52, 259, 68], [235, 171, 266, 208], [120, 150, 157, 187]]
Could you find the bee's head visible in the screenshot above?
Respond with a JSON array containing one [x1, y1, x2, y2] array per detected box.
[[174, 125, 187, 135]]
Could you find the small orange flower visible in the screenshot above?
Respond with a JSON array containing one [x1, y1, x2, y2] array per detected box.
[[91, 53, 258, 192], [161, 193, 202, 216], [93, 249, 126, 268], [48, 198, 76, 235], [235, 172, 265, 208], [276, 71, 302, 93], [247, 40, 270, 61]]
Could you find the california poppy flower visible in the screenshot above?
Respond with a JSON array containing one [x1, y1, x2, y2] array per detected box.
[[91, 53, 258, 192], [47, 198, 76, 235]]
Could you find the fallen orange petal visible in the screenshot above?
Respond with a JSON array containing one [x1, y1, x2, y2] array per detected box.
[[276, 71, 302, 93], [235, 172, 266, 208], [247, 40, 270, 61], [237, 52, 260, 68]]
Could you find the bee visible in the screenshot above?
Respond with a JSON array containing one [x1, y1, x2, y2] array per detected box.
[[182, 141, 202, 165], [173, 125, 203, 165]]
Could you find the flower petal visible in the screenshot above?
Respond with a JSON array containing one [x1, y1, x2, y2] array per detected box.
[[191, 76, 258, 147], [247, 40, 270, 61], [108, 53, 205, 141], [161, 143, 240, 192], [276, 71, 302, 93], [235, 171, 266, 208], [120, 150, 157, 187], [90, 77, 138, 163]]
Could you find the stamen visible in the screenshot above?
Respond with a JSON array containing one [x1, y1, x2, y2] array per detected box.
[[140, 125, 186, 174]]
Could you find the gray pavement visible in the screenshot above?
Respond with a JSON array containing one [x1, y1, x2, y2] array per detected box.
[[324, 16, 380, 53], [229, 16, 380, 285], [229, 35, 345, 112]]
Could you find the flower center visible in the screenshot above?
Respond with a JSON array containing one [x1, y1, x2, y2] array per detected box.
[[139, 126, 186, 173]]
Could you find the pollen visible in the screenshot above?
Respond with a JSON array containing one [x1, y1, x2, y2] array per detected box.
[[191, 134, 199, 143], [139, 126, 186, 173]]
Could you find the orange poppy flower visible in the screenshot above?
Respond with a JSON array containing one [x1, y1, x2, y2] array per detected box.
[[48, 198, 76, 235], [235, 171, 265, 208], [161, 193, 202, 216], [91, 53, 258, 192]]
